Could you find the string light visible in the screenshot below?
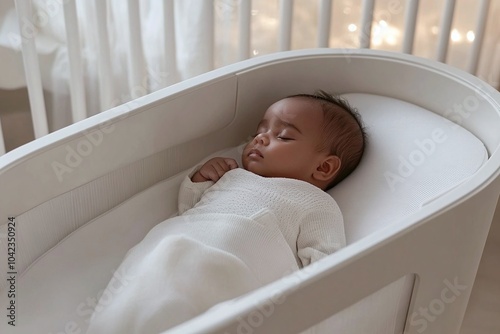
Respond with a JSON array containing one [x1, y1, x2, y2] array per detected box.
[[386, 35, 397, 46], [370, 20, 400, 46], [466, 30, 475, 42], [344, 19, 475, 47], [451, 29, 462, 42]]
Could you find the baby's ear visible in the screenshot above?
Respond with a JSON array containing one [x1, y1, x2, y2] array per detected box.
[[314, 155, 341, 182]]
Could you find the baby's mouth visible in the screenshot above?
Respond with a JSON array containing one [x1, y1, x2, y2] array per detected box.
[[248, 148, 263, 158]]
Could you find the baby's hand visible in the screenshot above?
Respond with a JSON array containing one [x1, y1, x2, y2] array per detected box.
[[191, 157, 239, 182]]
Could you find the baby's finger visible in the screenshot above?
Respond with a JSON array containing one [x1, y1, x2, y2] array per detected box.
[[212, 160, 229, 177], [199, 162, 221, 181], [203, 165, 221, 182], [224, 158, 238, 170]]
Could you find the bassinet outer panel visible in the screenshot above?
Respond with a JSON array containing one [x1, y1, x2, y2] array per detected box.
[[0, 49, 499, 334], [164, 50, 500, 334]]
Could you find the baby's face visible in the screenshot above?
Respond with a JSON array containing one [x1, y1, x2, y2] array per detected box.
[[242, 97, 329, 185]]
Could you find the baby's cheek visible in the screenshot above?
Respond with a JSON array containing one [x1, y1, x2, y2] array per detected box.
[[241, 156, 249, 170]]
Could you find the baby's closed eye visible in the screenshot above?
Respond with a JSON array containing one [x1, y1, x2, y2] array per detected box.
[[277, 131, 296, 141]]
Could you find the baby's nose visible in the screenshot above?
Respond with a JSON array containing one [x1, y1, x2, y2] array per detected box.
[[254, 133, 269, 145]]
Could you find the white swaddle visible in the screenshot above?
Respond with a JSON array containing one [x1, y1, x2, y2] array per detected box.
[[86, 168, 345, 333], [86, 210, 299, 333]]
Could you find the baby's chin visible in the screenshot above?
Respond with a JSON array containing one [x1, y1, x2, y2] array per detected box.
[[242, 156, 297, 179], [241, 160, 265, 177], [242, 162, 257, 174]]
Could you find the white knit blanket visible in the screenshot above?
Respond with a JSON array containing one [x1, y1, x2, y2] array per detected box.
[[85, 209, 299, 334]]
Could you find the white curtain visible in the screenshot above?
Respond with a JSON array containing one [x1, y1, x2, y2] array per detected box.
[[0, 0, 218, 131]]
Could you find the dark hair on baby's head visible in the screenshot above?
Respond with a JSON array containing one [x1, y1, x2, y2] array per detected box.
[[289, 90, 367, 190]]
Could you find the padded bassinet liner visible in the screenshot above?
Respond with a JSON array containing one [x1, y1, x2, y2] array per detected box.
[[332, 94, 488, 242], [0, 93, 487, 333]]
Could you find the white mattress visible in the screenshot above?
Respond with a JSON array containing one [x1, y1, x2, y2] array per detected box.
[[1, 93, 487, 334]]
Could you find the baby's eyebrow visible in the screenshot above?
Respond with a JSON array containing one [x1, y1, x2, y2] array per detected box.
[[279, 120, 302, 134], [256, 118, 302, 134]]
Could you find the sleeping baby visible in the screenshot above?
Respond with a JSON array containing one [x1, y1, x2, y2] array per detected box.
[[86, 91, 366, 334], [181, 90, 366, 267]]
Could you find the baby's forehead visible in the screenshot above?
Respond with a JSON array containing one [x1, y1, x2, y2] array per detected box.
[[264, 97, 323, 117], [258, 98, 326, 131], [280, 96, 321, 107]]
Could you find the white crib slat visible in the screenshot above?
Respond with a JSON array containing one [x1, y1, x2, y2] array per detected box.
[[278, 0, 293, 51], [493, 45, 500, 89], [127, 0, 146, 98], [207, 1, 215, 70], [359, 0, 375, 48], [436, 0, 456, 62], [238, 0, 251, 60], [63, 0, 87, 123], [402, 0, 419, 54], [163, 0, 177, 83], [317, 0, 332, 48], [95, 0, 115, 110], [467, 0, 491, 75], [13, 0, 49, 138], [0, 120, 5, 156]]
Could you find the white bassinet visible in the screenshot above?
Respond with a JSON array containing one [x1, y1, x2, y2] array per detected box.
[[1, 49, 500, 334]]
